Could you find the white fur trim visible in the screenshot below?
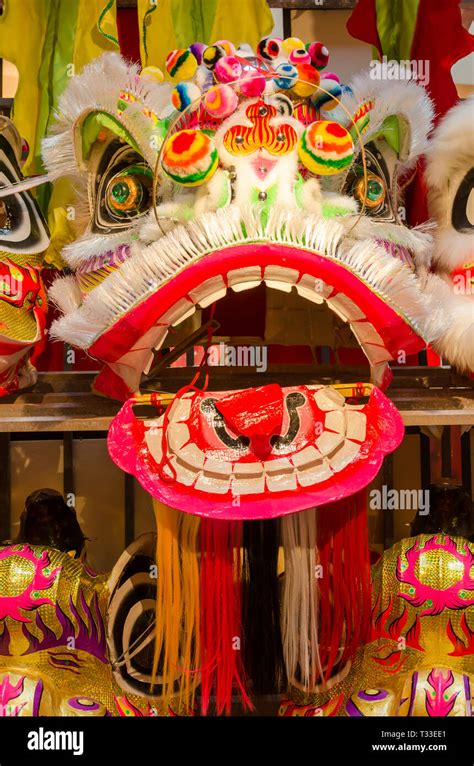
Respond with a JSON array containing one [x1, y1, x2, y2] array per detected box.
[[41, 53, 171, 181], [338, 217, 435, 270], [341, 69, 434, 166], [49, 203, 447, 349], [62, 228, 139, 270], [425, 97, 474, 273], [48, 275, 83, 313], [425, 97, 474, 193], [431, 228, 474, 273], [424, 275, 474, 372]]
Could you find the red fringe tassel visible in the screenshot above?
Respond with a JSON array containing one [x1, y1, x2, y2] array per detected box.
[[199, 518, 252, 715], [317, 490, 372, 682]]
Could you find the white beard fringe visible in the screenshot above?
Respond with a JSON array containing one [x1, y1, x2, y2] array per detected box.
[[280, 508, 322, 690], [48, 203, 450, 350]]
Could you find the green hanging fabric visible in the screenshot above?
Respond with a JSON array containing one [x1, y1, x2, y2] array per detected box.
[[375, 0, 421, 60]]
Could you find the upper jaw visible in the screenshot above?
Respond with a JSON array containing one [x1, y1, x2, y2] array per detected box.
[[48, 204, 443, 401]]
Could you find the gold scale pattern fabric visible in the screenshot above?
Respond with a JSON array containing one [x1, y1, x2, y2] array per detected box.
[[0, 544, 169, 716], [280, 534, 474, 716]]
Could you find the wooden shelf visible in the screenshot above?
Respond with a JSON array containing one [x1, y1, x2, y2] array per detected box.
[[0, 369, 473, 433]]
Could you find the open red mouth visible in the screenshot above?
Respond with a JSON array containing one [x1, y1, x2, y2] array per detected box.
[[80, 228, 428, 401], [108, 382, 403, 520]]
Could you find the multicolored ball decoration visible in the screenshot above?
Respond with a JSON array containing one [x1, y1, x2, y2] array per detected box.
[[166, 49, 198, 81], [20, 138, 29, 164], [288, 47, 311, 65], [292, 63, 320, 97], [202, 44, 226, 70], [273, 62, 298, 90], [298, 120, 354, 175], [161, 129, 218, 186], [238, 72, 266, 97], [263, 79, 277, 96], [204, 84, 238, 118], [214, 39, 236, 56], [257, 37, 282, 60], [311, 77, 342, 110], [214, 56, 243, 84], [140, 66, 165, 83], [195, 65, 214, 92], [323, 72, 340, 83], [171, 81, 201, 112], [282, 37, 304, 54], [189, 42, 207, 64], [306, 41, 330, 70]]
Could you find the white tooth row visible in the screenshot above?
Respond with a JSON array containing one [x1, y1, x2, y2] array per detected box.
[[143, 389, 367, 496], [152, 266, 392, 366]]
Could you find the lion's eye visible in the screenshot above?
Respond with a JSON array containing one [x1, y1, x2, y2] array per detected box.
[[354, 173, 386, 209], [105, 171, 149, 217], [93, 141, 154, 231]]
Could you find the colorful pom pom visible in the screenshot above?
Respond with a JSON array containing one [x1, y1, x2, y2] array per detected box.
[[204, 84, 238, 118], [214, 39, 236, 56], [165, 49, 198, 81], [140, 66, 165, 83], [323, 72, 340, 83], [238, 72, 266, 97], [189, 42, 207, 65], [214, 56, 243, 84], [202, 44, 226, 70], [311, 78, 342, 110], [298, 120, 354, 175], [171, 81, 202, 112], [273, 62, 298, 90], [292, 63, 320, 97], [306, 41, 330, 70], [264, 79, 277, 96], [20, 138, 29, 164], [257, 37, 282, 60], [195, 65, 214, 92], [288, 48, 311, 65], [282, 37, 305, 54], [161, 129, 218, 186]]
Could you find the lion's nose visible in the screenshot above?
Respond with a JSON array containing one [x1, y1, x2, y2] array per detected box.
[[215, 383, 284, 447]]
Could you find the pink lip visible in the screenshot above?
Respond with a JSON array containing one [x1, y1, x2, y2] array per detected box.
[[251, 152, 277, 180], [107, 386, 405, 520]]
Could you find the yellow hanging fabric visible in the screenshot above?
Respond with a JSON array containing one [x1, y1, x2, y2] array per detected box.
[[137, 0, 273, 72], [0, 0, 119, 267]]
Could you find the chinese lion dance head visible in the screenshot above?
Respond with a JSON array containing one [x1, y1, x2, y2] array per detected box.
[[2, 37, 471, 716], [40, 41, 451, 399], [0, 117, 49, 395], [425, 96, 474, 372]]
